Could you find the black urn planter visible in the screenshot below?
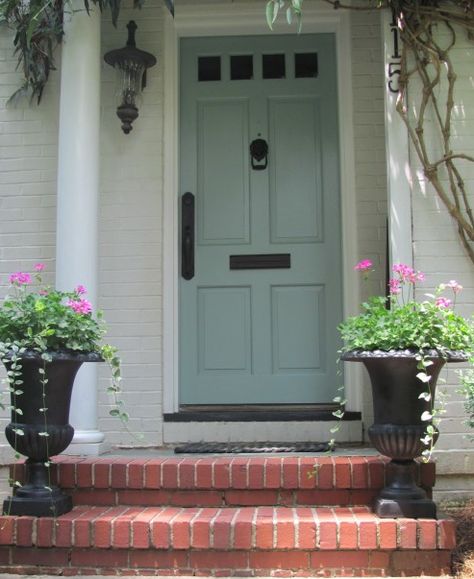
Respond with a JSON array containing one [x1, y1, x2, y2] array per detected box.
[[342, 349, 466, 519], [3, 350, 101, 517]]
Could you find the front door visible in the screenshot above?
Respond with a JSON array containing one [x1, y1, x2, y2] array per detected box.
[[179, 34, 342, 405]]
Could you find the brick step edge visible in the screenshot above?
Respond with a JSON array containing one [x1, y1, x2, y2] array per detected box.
[[70, 487, 382, 507], [12, 456, 435, 492], [0, 506, 456, 551], [0, 547, 453, 577]]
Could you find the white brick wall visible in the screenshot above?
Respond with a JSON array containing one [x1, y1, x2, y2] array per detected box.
[[407, 25, 474, 452], [350, 10, 388, 429], [98, 1, 164, 445]]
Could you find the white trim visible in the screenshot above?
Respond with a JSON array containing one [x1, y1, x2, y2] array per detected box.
[[162, 0, 361, 413], [381, 10, 413, 269]]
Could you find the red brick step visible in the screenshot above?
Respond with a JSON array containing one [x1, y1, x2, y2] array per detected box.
[[0, 505, 455, 576], [31, 455, 435, 508]]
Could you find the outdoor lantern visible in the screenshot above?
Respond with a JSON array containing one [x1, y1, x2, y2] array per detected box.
[[104, 20, 157, 134]]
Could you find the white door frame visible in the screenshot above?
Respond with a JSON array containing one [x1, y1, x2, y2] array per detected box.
[[162, 0, 361, 414]]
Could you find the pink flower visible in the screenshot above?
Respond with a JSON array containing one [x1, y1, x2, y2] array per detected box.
[[39, 290, 49, 296], [354, 259, 373, 271], [392, 263, 424, 284], [9, 272, 32, 285], [75, 285, 87, 295], [389, 278, 401, 295], [67, 298, 93, 315], [447, 280, 463, 294], [34, 263, 45, 272], [435, 297, 452, 309]]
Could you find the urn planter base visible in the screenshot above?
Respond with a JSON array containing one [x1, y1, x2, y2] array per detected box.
[[3, 459, 72, 517], [374, 459, 436, 518]]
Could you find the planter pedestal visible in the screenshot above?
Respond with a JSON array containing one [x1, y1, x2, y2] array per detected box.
[[4, 459, 72, 517], [342, 349, 466, 519], [374, 460, 436, 518], [2, 351, 101, 517]]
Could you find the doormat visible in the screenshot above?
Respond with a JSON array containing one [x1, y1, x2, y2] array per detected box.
[[174, 441, 332, 454]]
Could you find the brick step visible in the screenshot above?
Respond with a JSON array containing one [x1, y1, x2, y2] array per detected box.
[[0, 505, 455, 576], [29, 455, 435, 508]]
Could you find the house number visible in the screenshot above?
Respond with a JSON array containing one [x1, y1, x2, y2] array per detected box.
[[387, 9, 401, 93]]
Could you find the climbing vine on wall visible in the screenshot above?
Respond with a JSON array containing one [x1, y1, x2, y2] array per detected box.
[[1, 0, 473, 265], [269, 0, 474, 266]]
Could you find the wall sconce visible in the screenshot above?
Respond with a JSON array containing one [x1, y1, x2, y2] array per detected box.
[[104, 21, 157, 134]]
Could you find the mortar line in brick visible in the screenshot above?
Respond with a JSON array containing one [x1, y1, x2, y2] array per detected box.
[[168, 507, 185, 548], [312, 507, 320, 549], [209, 506, 222, 548], [331, 507, 340, 549], [272, 507, 277, 550], [251, 504, 258, 549], [174, 458, 185, 488], [229, 506, 240, 549], [210, 458, 216, 488], [189, 507, 203, 548], [396, 518, 402, 549], [292, 507, 299, 549], [375, 516, 381, 549]]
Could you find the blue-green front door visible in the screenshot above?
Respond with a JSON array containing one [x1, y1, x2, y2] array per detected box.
[[179, 34, 342, 405]]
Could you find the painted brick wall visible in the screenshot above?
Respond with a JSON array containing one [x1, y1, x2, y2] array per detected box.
[[0, 24, 60, 442], [97, 2, 164, 445], [350, 10, 388, 429], [409, 26, 474, 453]]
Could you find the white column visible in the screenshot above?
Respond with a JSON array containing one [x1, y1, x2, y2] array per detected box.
[[382, 9, 414, 269], [56, 0, 105, 455]]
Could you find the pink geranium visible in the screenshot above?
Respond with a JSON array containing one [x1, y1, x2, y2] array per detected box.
[[9, 272, 32, 285], [354, 259, 373, 271], [447, 280, 463, 294], [67, 298, 93, 315], [392, 263, 424, 284], [388, 278, 401, 295], [75, 285, 87, 295], [34, 263, 45, 272], [435, 297, 452, 309]]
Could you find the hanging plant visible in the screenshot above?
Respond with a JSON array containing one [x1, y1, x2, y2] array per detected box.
[[0, 0, 173, 104]]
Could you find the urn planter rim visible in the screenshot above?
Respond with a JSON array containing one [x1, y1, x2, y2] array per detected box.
[[341, 348, 468, 362], [2, 349, 103, 363]]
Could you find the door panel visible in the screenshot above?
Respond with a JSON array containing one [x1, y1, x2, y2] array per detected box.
[[269, 97, 323, 243], [197, 99, 250, 244], [179, 34, 342, 405]]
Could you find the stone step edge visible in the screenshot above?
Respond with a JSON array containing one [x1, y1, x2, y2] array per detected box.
[[0, 547, 453, 577], [0, 505, 455, 552], [13, 455, 435, 491]]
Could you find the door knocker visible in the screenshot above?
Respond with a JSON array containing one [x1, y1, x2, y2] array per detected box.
[[250, 138, 269, 171]]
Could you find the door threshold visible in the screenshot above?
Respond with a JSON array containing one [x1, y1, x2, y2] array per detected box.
[[164, 406, 361, 422]]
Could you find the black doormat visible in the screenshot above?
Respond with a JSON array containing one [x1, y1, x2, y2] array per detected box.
[[174, 441, 332, 454]]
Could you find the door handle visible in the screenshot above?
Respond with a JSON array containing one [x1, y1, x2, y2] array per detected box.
[[181, 192, 195, 280]]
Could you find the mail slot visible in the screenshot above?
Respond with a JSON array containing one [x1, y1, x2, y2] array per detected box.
[[229, 254, 291, 270]]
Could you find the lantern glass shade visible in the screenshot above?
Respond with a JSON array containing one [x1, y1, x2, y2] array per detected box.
[[104, 21, 156, 134], [116, 59, 145, 109]]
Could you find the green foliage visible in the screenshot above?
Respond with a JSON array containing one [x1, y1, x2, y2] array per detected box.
[[339, 295, 474, 354], [0, 266, 130, 429], [266, 0, 304, 31], [1, 0, 171, 104], [0, 287, 104, 353], [459, 368, 474, 435]]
